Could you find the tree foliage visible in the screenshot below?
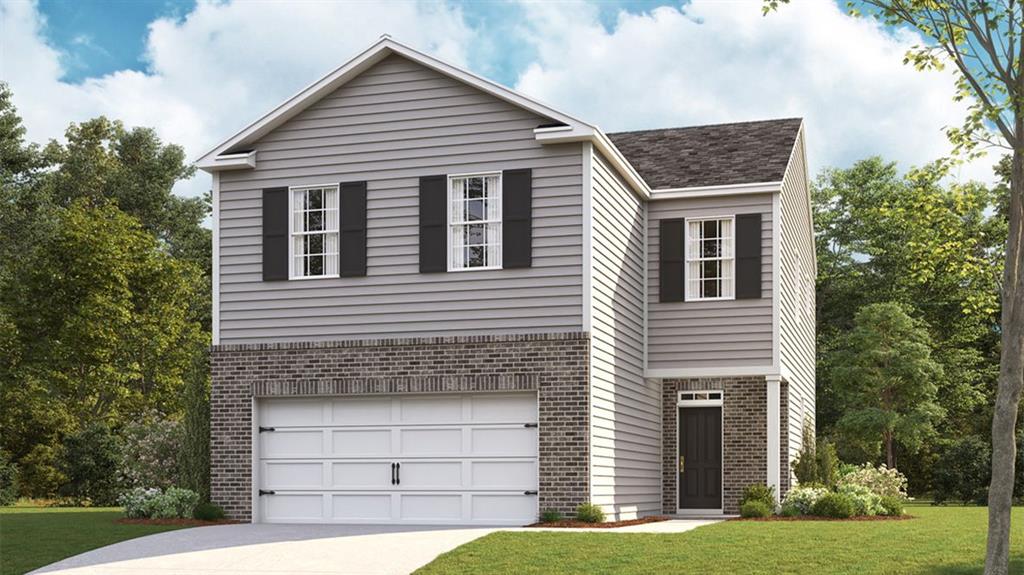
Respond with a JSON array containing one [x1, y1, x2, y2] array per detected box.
[[833, 302, 945, 467]]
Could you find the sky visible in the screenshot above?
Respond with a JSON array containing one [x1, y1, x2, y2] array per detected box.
[[0, 0, 1000, 200]]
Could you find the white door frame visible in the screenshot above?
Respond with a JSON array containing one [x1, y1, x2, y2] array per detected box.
[[675, 390, 725, 516]]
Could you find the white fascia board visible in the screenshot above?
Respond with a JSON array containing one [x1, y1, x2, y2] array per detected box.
[[197, 150, 257, 172], [194, 36, 593, 169], [536, 127, 651, 199], [646, 366, 780, 379], [649, 181, 782, 199]]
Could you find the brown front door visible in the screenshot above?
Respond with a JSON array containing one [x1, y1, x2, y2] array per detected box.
[[678, 406, 722, 510]]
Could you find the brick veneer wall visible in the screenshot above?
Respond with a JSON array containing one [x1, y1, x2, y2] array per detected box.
[[210, 332, 591, 521], [662, 377, 768, 514]]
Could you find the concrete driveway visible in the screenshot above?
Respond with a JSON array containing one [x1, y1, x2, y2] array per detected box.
[[30, 523, 500, 575]]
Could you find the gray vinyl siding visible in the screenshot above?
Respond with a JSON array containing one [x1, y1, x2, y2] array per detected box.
[[646, 194, 775, 371], [778, 130, 816, 471], [217, 54, 584, 343], [588, 149, 661, 520]]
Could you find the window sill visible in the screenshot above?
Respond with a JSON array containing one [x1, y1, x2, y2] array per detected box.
[[447, 265, 502, 273], [288, 274, 341, 281], [684, 296, 736, 302]]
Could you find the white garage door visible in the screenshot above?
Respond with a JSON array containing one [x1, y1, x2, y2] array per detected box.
[[256, 393, 538, 525]]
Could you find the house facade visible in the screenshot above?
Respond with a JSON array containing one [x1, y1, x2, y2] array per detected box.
[[198, 37, 815, 525]]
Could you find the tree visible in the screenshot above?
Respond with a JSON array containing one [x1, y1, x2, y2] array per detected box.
[[8, 200, 207, 429], [765, 4, 1023, 570], [833, 302, 945, 467]]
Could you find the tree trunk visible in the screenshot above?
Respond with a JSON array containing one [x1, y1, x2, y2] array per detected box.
[[985, 149, 1024, 575], [884, 430, 895, 468]]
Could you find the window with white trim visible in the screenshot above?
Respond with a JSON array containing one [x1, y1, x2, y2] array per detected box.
[[686, 217, 734, 300], [291, 185, 339, 278], [448, 173, 501, 270]]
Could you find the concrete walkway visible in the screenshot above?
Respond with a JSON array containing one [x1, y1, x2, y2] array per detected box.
[[31, 518, 722, 575]]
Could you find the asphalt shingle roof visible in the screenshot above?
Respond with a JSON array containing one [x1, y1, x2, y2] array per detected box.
[[607, 118, 803, 190]]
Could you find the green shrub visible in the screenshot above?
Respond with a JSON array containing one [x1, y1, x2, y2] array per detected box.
[[780, 486, 829, 516], [575, 503, 605, 523], [740, 500, 773, 518], [740, 484, 776, 509], [792, 422, 840, 488], [931, 436, 990, 505], [18, 444, 65, 498], [878, 495, 905, 517], [59, 423, 123, 506], [0, 451, 19, 506], [193, 502, 225, 521], [811, 492, 855, 518], [179, 353, 211, 501], [539, 509, 562, 523], [838, 483, 883, 516]]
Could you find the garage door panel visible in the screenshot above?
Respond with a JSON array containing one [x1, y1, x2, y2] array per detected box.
[[471, 460, 536, 489], [331, 461, 391, 488], [332, 398, 391, 425], [398, 461, 463, 489], [263, 462, 324, 489], [471, 494, 536, 522], [470, 427, 537, 456], [260, 400, 325, 427], [399, 428, 462, 456], [400, 494, 462, 520], [258, 393, 537, 525], [262, 430, 324, 458], [470, 394, 537, 423], [331, 429, 392, 456], [399, 396, 463, 423], [263, 494, 324, 522], [332, 494, 393, 520]]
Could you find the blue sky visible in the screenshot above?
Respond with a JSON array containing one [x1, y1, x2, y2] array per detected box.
[[4, 0, 995, 198], [38, 0, 669, 85]]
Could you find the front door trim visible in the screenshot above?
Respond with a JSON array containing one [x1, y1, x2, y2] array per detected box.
[[676, 391, 724, 515]]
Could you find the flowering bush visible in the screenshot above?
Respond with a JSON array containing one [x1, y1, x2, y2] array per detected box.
[[120, 418, 181, 490], [838, 483, 883, 516], [118, 486, 199, 519], [839, 463, 908, 500], [780, 485, 829, 516]]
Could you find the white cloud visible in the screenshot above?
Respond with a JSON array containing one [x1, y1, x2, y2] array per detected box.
[[1, 0, 998, 202], [1, 0, 476, 197], [513, 0, 995, 182]]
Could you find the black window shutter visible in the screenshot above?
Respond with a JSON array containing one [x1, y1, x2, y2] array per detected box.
[[262, 187, 289, 281], [419, 175, 447, 273], [338, 181, 367, 277], [502, 168, 532, 268], [735, 213, 762, 299], [659, 219, 685, 302]]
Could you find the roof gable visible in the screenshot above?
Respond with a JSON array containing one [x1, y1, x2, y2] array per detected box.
[[195, 36, 593, 170]]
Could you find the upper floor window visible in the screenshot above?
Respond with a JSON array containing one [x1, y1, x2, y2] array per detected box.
[[291, 185, 339, 279], [686, 217, 734, 300], [449, 173, 501, 271]]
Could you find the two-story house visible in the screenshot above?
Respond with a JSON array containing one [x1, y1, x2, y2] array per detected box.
[[197, 36, 815, 525]]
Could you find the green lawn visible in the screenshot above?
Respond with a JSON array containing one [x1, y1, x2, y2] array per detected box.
[[417, 506, 1024, 575], [0, 506, 190, 575]]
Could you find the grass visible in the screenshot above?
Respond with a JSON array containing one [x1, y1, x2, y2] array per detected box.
[[0, 505, 191, 575], [416, 505, 1024, 575]]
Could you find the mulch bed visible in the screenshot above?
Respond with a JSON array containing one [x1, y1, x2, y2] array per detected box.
[[527, 515, 670, 528], [116, 518, 240, 526], [733, 514, 914, 522]]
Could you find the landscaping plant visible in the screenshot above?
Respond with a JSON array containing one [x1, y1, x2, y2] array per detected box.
[[878, 496, 905, 517], [740, 500, 773, 519], [58, 423, 123, 506], [780, 485, 829, 517], [192, 501, 225, 521], [839, 463, 908, 501], [811, 492, 856, 519], [118, 486, 199, 519], [539, 509, 562, 523], [838, 484, 884, 517], [575, 503, 605, 524]]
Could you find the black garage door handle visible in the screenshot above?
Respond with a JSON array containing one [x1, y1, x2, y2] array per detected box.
[[396, 462, 401, 485]]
